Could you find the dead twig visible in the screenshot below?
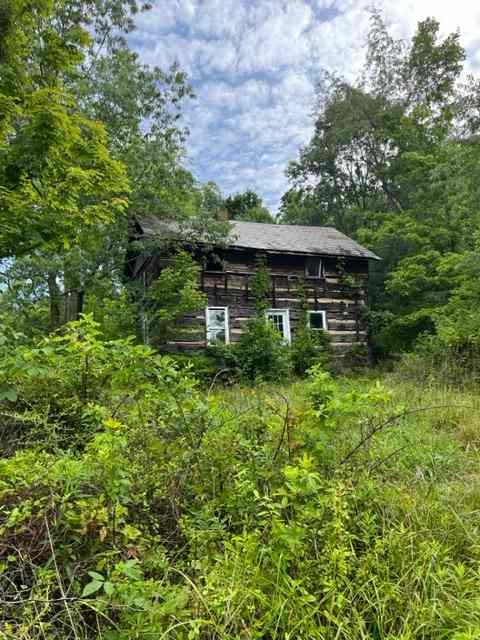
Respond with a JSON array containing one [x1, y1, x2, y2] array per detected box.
[[339, 404, 475, 467], [207, 368, 230, 395], [271, 392, 291, 462], [368, 441, 413, 474], [44, 512, 80, 640]]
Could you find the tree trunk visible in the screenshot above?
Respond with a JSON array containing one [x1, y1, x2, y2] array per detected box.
[[47, 271, 61, 330], [64, 289, 85, 323]]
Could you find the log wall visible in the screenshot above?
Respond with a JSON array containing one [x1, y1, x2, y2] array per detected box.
[[164, 249, 370, 355]]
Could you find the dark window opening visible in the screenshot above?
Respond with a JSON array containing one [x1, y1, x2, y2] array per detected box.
[[305, 257, 323, 278], [308, 311, 327, 330], [205, 253, 223, 271]]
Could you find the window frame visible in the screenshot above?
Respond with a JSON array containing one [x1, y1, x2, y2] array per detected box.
[[205, 306, 230, 345], [266, 308, 291, 343], [307, 310, 327, 331], [305, 256, 323, 279]]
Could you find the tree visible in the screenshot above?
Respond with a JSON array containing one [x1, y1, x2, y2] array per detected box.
[[281, 13, 466, 229], [0, 0, 131, 259], [0, 1, 228, 338], [281, 11, 477, 354], [224, 190, 274, 223]]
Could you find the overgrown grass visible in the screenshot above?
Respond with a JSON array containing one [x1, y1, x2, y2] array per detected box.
[[181, 373, 480, 638], [2, 321, 480, 638]]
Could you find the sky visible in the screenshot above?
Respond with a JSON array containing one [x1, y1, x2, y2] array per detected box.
[[130, 0, 480, 214]]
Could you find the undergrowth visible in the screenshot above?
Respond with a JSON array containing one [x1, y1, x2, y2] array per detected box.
[[1, 318, 480, 638]]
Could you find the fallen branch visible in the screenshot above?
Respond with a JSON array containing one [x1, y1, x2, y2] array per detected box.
[[339, 404, 475, 467]]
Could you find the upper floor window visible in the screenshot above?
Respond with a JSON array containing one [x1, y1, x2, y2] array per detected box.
[[305, 257, 323, 278], [205, 253, 223, 271]]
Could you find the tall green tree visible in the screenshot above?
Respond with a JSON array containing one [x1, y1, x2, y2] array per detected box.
[[0, 0, 131, 259], [0, 1, 227, 337], [280, 11, 479, 354]]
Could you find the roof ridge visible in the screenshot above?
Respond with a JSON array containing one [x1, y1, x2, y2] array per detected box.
[[231, 220, 334, 230]]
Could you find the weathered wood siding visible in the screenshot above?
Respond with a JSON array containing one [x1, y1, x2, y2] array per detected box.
[[166, 249, 370, 355]]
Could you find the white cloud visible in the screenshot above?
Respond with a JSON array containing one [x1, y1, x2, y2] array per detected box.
[[133, 0, 480, 212], [236, 1, 314, 72]]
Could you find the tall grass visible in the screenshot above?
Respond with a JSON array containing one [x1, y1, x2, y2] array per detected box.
[[3, 331, 480, 638]]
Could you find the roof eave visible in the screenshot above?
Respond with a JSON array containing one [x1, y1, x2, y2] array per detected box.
[[226, 243, 381, 261]]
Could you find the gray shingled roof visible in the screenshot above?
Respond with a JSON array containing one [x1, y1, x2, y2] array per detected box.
[[139, 217, 380, 260], [228, 221, 380, 260]]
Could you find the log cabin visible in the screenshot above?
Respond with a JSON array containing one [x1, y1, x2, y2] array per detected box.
[[127, 217, 380, 356]]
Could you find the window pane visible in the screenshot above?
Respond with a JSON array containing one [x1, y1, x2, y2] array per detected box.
[[306, 257, 321, 277], [208, 309, 225, 328], [207, 328, 225, 343], [268, 313, 285, 336], [207, 308, 227, 343], [309, 312, 325, 330]]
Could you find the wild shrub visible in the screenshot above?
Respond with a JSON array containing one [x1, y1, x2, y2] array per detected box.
[[0, 314, 206, 452], [2, 334, 480, 639], [289, 276, 331, 376], [395, 333, 480, 388], [291, 325, 330, 375], [228, 255, 292, 381], [235, 316, 291, 381], [142, 250, 207, 346], [170, 350, 222, 382], [205, 342, 242, 382]]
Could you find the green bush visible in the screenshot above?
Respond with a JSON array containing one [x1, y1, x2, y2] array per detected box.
[[205, 341, 242, 381], [394, 333, 480, 387], [169, 351, 220, 381], [0, 314, 201, 452], [235, 316, 291, 381], [291, 326, 330, 376]]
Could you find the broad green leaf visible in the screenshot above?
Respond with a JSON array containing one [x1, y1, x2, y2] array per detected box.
[[81, 580, 103, 597], [0, 387, 17, 402], [87, 571, 104, 582]]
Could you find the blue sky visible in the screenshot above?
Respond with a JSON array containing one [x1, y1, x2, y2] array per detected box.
[[131, 0, 480, 213]]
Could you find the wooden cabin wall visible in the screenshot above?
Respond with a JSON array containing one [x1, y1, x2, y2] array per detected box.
[[165, 249, 370, 356]]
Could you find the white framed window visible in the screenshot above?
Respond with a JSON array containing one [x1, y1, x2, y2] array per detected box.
[[206, 307, 229, 344], [307, 310, 327, 331], [305, 257, 323, 278], [266, 309, 291, 343]]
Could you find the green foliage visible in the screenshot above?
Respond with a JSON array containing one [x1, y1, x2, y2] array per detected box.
[[3, 335, 480, 638], [0, 314, 175, 451], [434, 245, 480, 351], [235, 316, 291, 381], [281, 10, 480, 355], [290, 278, 331, 375], [0, 0, 130, 259], [224, 189, 274, 223], [5, 4, 480, 636], [224, 256, 291, 381], [143, 251, 206, 345], [341, 342, 370, 371], [250, 255, 271, 314], [291, 325, 330, 375], [0, 0, 222, 345], [170, 351, 221, 382]]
